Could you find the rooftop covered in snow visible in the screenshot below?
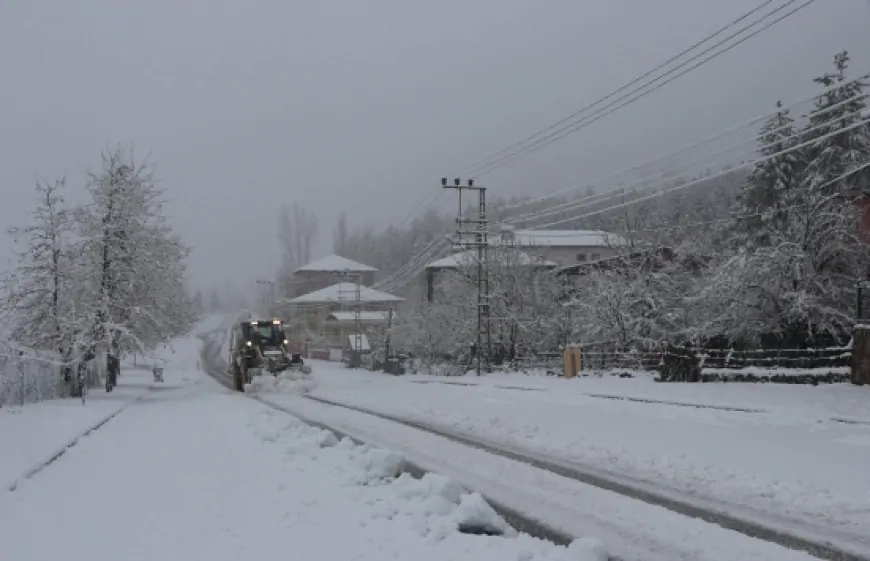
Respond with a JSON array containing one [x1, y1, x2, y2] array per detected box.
[[284, 282, 403, 305], [494, 227, 628, 248], [326, 311, 396, 322], [425, 250, 557, 270], [294, 254, 377, 273]]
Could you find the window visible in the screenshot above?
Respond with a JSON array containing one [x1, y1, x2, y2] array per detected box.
[[576, 253, 587, 262], [591, 253, 601, 261]]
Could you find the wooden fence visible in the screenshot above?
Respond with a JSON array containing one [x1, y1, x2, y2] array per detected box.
[[562, 343, 851, 384]]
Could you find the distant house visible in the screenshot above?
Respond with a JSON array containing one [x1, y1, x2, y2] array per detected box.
[[492, 227, 628, 265], [556, 246, 678, 278], [425, 249, 556, 270], [284, 254, 377, 298], [424, 249, 557, 302], [421, 227, 626, 301], [324, 311, 396, 350], [283, 282, 402, 348]]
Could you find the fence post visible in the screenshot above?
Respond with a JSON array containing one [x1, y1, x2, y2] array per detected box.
[[853, 281, 870, 385], [852, 329, 870, 386], [562, 346, 580, 378]]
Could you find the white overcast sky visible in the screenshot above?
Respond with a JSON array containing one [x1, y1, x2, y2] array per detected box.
[[2, 0, 870, 292]]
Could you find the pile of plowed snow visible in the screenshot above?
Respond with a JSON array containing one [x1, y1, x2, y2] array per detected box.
[[249, 408, 608, 560], [245, 370, 317, 395]]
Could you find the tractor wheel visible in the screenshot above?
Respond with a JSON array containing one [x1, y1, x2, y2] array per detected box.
[[231, 363, 243, 392]]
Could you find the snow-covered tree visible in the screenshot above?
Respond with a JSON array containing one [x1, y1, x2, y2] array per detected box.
[[1, 178, 77, 390], [73, 147, 193, 378], [699, 52, 870, 347], [333, 211, 349, 254], [278, 203, 317, 269]]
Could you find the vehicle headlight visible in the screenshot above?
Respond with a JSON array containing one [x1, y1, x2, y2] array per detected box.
[[246, 341, 252, 346], [283, 339, 289, 344]]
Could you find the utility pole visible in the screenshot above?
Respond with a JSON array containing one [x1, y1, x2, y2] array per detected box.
[[441, 177, 491, 375], [338, 269, 363, 368], [381, 306, 394, 372]]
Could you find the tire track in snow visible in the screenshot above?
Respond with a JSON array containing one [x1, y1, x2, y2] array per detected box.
[[196, 337, 594, 555], [6, 391, 152, 493], [249, 395, 580, 552], [300, 394, 870, 561], [197, 330, 870, 560]]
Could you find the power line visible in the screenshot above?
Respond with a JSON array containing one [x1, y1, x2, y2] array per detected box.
[[605, 158, 870, 236], [465, 0, 818, 178], [388, 93, 867, 293], [533, 113, 870, 229], [466, 70, 868, 221], [446, 0, 783, 178], [389, 66, 865, 293], [504, 91, 868, 225], [374, 239, 440, 289], [508, 99, 869, 226], [377, 240, 453, 294]]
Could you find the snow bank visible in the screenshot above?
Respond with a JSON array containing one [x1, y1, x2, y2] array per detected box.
[[245, 370, 317, 395], [700, 365, 850, 383], [298, 361, 870, 549], [249, 409, 605, 561]]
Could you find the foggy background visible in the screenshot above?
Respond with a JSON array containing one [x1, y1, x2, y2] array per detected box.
[[2, 0, 869, 291]]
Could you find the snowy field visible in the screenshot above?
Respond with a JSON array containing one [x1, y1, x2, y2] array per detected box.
[[296, 361, 870, 554], [0, 355, 606, 561], [0, 367, 153, 491], [1, 316, 217, 491]]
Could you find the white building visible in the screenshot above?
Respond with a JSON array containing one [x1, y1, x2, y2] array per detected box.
[[283, 282, 403, 346], [284, 254, 377, 298], [492, 227, 627, 266], [424, 227, 627, 274]]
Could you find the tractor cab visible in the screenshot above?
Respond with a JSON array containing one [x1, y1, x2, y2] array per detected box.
[[242, 319, 287, 353]]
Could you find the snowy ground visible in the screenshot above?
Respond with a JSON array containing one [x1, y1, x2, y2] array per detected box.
[[0, 327, 609, 561], [189, 328, 825, 560], [294, 361, 870, 554], [257, 391, 822, 561], [1, 382, 607, 561], [1, 316, 211, 491], [0, 368, 152, 491]]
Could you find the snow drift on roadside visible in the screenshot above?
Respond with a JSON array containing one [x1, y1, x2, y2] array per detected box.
[[250, 408, 607, 561], [245, 370, 318, 395]]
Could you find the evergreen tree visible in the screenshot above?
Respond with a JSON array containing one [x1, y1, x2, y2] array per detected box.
[[737, 101, 803, 246], [802, 51, 870, 196]]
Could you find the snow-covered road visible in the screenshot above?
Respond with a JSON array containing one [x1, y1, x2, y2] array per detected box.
[[257, 390, 822, 561], [296, 362, 870, 556], [0, 362, 604, 561]]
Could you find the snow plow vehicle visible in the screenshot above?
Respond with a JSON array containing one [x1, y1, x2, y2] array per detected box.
[[228, 318, 310, 391]]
